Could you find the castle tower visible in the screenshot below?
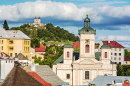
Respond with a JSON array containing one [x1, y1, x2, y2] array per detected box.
[[34, 17, 41, 24], [78, 13, 96, 58]]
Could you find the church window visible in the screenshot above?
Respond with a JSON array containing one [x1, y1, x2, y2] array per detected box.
[[105, 52, 107, 58], [85, 45, 89, 53], [85, 71, 89, 79], [66, 74, 70, 79], [67, 51, 69, 58]]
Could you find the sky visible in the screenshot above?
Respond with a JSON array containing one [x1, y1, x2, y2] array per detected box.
[[0, 0, 130, 49]]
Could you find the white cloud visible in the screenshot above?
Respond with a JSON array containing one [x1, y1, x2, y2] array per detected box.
[[0, 0, 130, 24], [108, 35, 130, 41], [97, 36, 106, 40]]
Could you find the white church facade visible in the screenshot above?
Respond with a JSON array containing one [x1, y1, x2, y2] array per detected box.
[[53, 14, 117, 85]]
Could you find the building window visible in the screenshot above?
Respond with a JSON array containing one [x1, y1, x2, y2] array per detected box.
[[6, 60, 7, 63], [111, 53, 112, 55], [105, 52, 107, 58], [10, 53, 12, 57], [2, 46, 3, 50], [119, 48, 121, 51], [28, 47, 29, 51], [126, 62, 127, 64], [32, 57, 35, 59], [10, 47, 13, 51], [28, 41, 29, 45], [119, 57, 121, 60], [66, 74, 70, 79], [85, 71, 89, 79], [114, 57, 116, 60], [119, 62, 121, 65], [15, 53, 17, 56], [9, 40, 13, 44], [115, 53, 117, 56], [119, 53, 121, 56], [115, 48, 117, 51], [2, 40, 3, 44], [85, 45, 89, 53], [67, 52, 69, 57]]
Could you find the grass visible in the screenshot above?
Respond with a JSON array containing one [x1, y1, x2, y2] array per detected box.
[[40, 40, 75, 45]]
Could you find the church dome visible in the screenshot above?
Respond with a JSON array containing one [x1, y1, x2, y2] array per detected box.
[[101, 43, 111, 49], [84, 16, 90, 22], [64, 44, 73, 48]]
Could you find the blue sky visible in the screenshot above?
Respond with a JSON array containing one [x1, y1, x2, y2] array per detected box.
[[0, 0, 130, 48]]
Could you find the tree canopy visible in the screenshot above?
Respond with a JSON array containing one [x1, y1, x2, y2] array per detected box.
[[3, 20, 9, 30]]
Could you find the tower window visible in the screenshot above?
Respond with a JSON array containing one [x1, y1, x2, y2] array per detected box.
[[105, 52, 107, 58], [85, 45, 89, 53], [85, 71, 89, 79], [67, 51, 69, 58], [66, 74, 70, 79]]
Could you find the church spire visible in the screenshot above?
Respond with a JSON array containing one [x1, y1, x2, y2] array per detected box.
[[84, 11, 90, 27]]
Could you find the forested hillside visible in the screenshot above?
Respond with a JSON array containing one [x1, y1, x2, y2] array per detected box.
[[11, 23, 79, 47]]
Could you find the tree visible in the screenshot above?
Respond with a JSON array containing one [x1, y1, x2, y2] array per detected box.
[[31, 37, 40, 47], [3, 20, 9, 30]]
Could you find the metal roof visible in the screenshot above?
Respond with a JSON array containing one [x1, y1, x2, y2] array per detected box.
[[101, 43, 111, 49], [89, 75, 130, 86], [64, 44, 73, 48], [0, 28, 30, 40]]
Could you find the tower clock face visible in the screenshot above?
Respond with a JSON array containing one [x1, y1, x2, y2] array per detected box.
[[85, 39, 90, 44]]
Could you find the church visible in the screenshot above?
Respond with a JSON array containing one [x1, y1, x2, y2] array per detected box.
[[53, 14, 117, 85]]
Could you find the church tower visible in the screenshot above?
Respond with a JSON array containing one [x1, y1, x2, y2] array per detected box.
[[79, 13, 96, 58], [63, 44, 73, 64]]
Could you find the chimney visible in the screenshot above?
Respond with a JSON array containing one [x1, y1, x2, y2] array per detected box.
[[108, 40, 110, 43]]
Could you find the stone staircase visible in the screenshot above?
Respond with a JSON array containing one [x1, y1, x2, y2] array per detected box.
[[35, 65, 63, 86]]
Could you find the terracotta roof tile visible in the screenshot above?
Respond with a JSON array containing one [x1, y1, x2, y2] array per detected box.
[[33, 44, 46, 52], [102, 41, 125, 48], [28, 72, 52, 86]]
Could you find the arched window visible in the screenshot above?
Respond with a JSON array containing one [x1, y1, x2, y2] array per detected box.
[[105, 52, 107, 58], [67, 52, 69, 58], [85, 45, 89, 53]]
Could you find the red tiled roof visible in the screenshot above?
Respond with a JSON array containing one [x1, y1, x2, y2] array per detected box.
[[33, 44, 46, 52], [102, 41, 125, 48], [95, 46, 98, 49], [124, 57, 130, 61], [73, 41, 98, 48], [28, 72, 52, 86]]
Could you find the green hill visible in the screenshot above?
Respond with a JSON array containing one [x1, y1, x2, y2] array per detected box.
[[11, 23, 79, 47]]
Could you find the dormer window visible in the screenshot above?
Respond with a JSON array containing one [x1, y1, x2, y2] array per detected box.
[[67, 51, 69, 58]]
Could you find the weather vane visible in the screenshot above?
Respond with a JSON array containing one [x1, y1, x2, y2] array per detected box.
[[86, 11, 88, 16]]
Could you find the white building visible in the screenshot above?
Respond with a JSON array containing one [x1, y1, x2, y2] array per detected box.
[[53, 14, 117, 85], [29, 17, 46, 28], [0, 52, 14, 79], [98, 40, 125, 65]]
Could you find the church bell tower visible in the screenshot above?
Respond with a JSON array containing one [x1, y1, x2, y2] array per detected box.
[[79, 13, 96, 58]]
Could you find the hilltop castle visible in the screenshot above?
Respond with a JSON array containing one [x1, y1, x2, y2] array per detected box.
[[29, 17, 46, 29]]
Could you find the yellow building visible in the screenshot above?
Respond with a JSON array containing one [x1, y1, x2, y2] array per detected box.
[[0, 28, 31, 59]]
